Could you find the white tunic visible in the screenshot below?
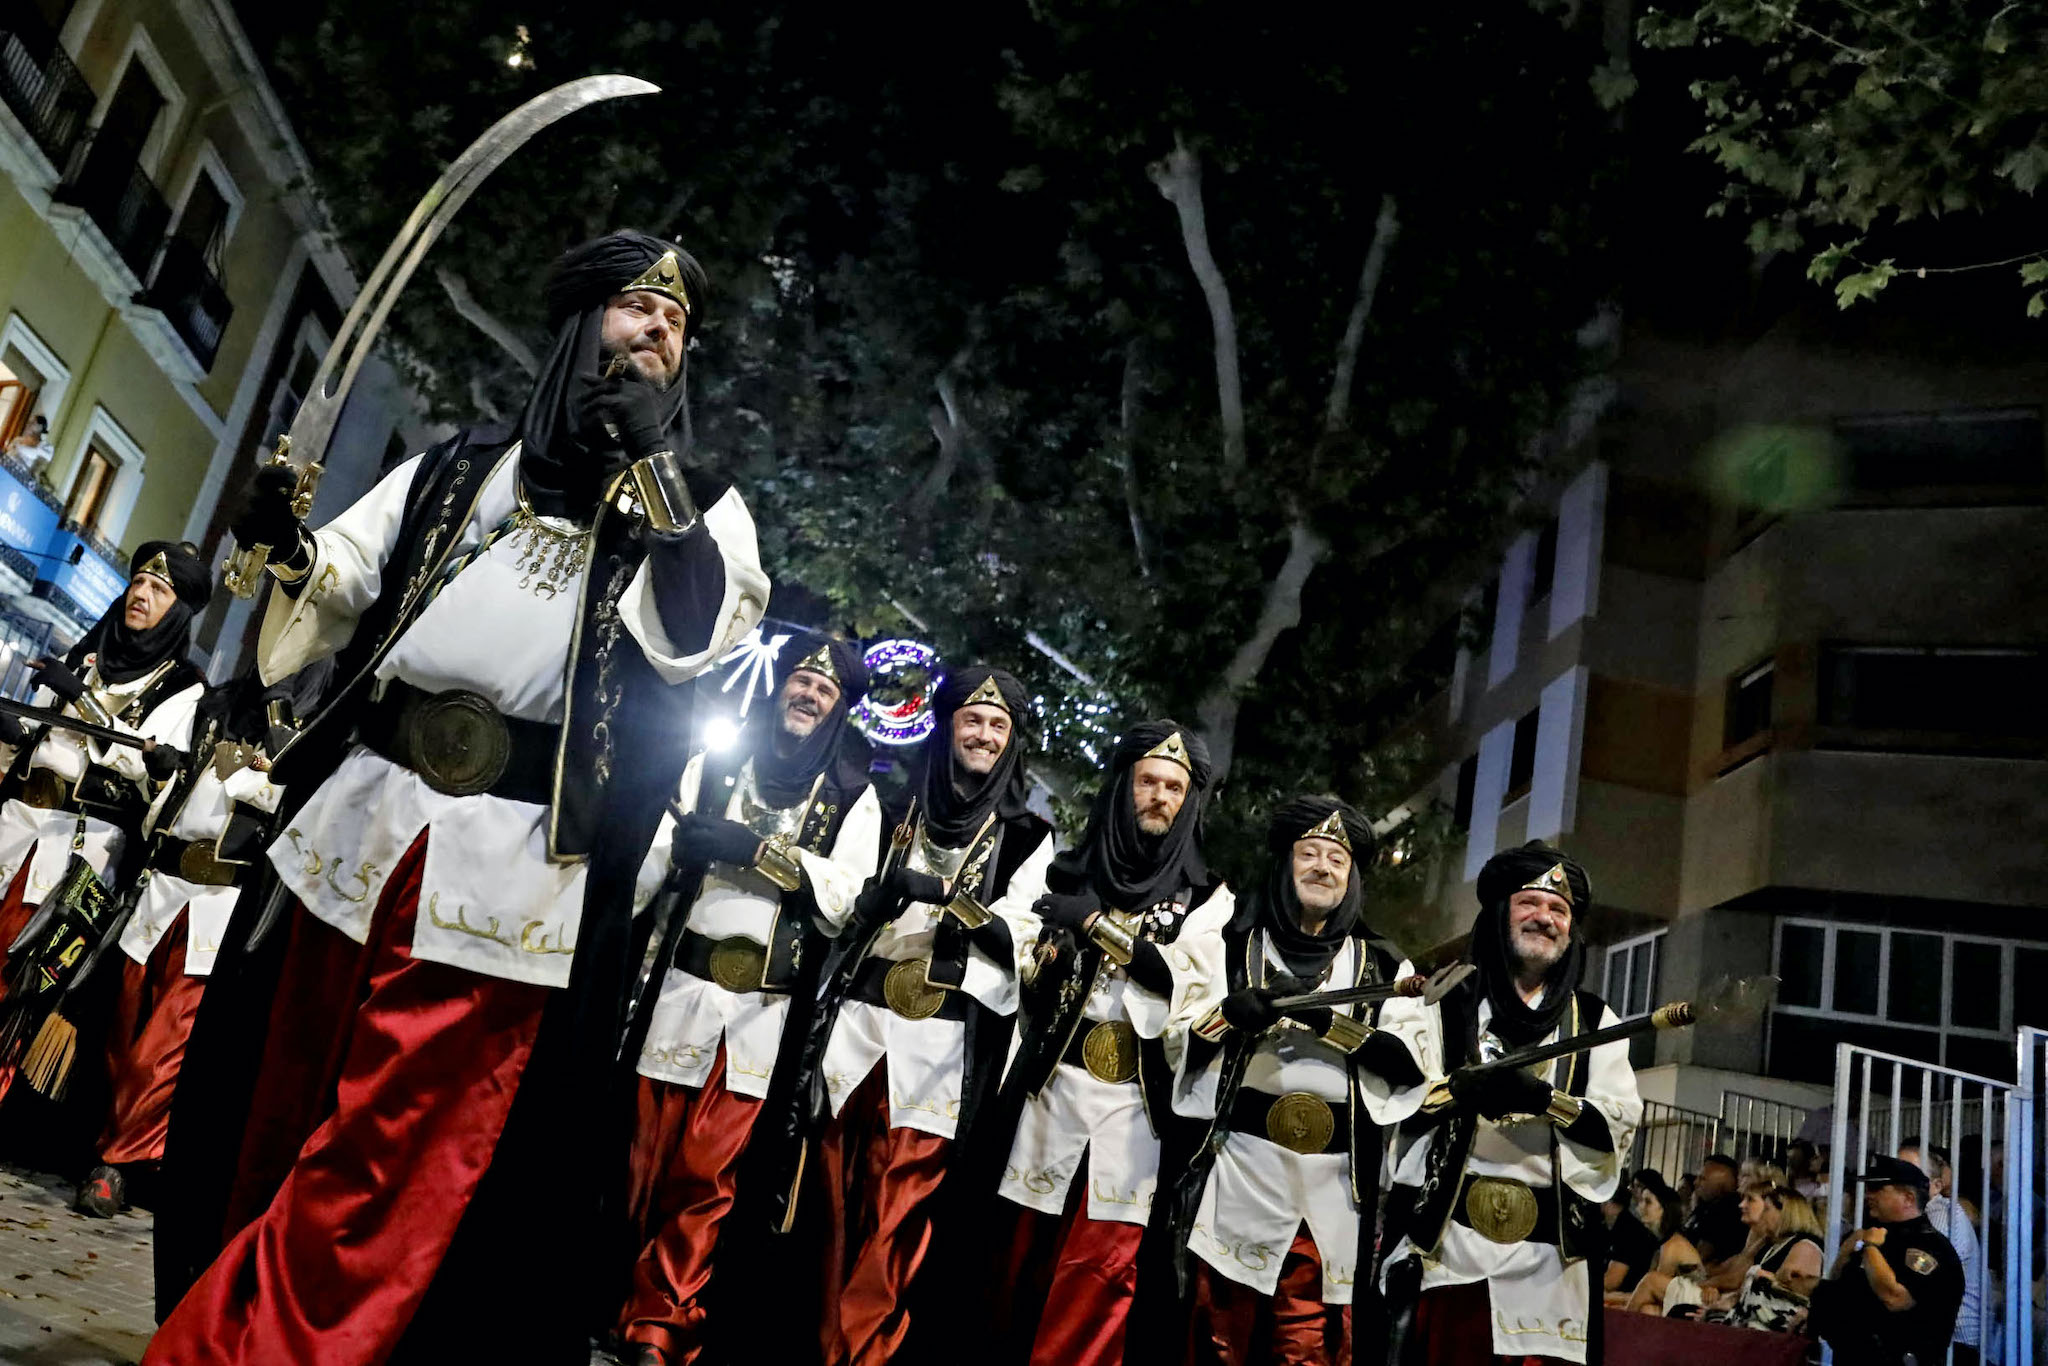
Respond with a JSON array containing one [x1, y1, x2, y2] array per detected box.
[[256, 446, 769, 989], [635, 752, 882, 1099], [0, 663, 202, 897], [820, 827, 1054, 1140], [997, 887, 1233, 1226], [1373, 989, 1642, 1364], [1175, 942, 1406, 1304], [118, 760, 284, 977]]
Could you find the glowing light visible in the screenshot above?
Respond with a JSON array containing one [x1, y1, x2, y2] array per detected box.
[[718, 628, 791, 717], [852, 639, 942, 747], [506, 25, 532, 68], [702, 714, 742, 752]]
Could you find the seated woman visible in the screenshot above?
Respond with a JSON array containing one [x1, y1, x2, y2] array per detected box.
[[1604, 1173, 1703, 1314], [1603, 1189, 1661, 1296], [1701, 1178, 1778, 1297], [1707, 1185, 1824, 1331]]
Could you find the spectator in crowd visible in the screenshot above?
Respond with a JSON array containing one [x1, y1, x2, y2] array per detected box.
[[1609, 1172, 1704, 1314], [4, 414, 50, 477], [1786, 1138, 1826, 1205], [1903, 1142, 1985, 1365], [1604, 1185, 1662, 1295], [1684, 1154, 1749, 1273], [1706, 1185, 1824, 1332]]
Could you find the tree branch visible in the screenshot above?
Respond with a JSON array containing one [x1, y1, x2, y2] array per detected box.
[[908, 359, 969, 517], [1324, 195, 1400, 435], [1118, 335, 1157, 576], [1195, 518, 1330, 785], [436, 268, 539, 377], [1150, 136, 1246, 473]]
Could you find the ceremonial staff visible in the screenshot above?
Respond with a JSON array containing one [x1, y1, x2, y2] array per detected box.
[[0, 695, 147, 751], [1267, 961, 1475, 1014]]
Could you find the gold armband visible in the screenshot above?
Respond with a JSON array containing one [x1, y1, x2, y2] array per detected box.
[[754, 838, 802, 893], [1319, 1013, 1372, 1054], [1193, 1004, 1230, 1043], [266, 533, 314, 583], [942, 891, 991, 929], [630, 450, 700, 534], [1545, 1089, 1584, 1127], [1087, 911, 1137, 966]]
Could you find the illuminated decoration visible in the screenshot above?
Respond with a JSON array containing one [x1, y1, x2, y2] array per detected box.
[[718, 628, 792, 717], [702, 714, 742, 753], [852, 639, 943, 747]]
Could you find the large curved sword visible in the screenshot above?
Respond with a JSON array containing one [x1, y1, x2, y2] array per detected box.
[[225, 73, 662, 596]]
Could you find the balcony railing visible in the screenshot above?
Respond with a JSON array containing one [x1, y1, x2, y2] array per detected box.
[[0, 19, 95, 171], [54, 135, 171, 282], [140, 236, 233, 371]]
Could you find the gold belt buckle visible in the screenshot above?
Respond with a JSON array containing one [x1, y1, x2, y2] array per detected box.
[[883, 957, 948, 1020], [1081, 1020, 1140, 1084], [1264, 1091, 1336, 1155], [177, 841, 239, 886], [403, 689, 511, 797], [20, 770, 64, 810], [1464, 1176, 1541, 1244], [706, 937, 768, 993]]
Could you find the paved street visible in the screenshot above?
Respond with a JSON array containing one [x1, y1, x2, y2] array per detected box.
[[0, 1166, 153, 1365]]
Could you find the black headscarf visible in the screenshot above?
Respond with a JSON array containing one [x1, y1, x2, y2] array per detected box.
[[918, 665, 1032, 845], [1231, 794, 1376, 978], [747, 633, 871, 807], [1047, 719, 1212, 912], [71, 540, 210, 684], [1468, 840, 1592, 1046], [516, 230, 710, 519]]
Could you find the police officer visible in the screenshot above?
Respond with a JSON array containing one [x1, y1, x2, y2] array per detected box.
[[1810, 1155, 1965, 1364]]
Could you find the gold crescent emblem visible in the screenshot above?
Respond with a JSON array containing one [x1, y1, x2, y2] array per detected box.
[[1264, 1092, 1336, 1155], [1464, 1176, 1541, 1244], [883, 957, 948, 1020], [1081, 1021, 1141, 1084], [707, 937, 768, 993]]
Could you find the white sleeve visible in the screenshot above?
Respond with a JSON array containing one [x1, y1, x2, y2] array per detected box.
[[257, 456, 425, 685], [92, 681, 203, 785], [1363, 966, 1441, 1128], [1557, 1004, 1642, 1204], [1125, 884, 1234, 1052], [221, 762, 286, 815], [802, 786, 883, 933], [620, 487, 771, 685]]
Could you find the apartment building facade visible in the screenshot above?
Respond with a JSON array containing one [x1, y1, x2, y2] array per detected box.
[[1392, 305, 2048, 1119], [0, 0, 413, 682]]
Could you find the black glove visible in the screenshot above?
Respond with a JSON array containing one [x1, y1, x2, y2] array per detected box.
[[1448, 1064, 1554, 1120], [143, 742, 185, 782], [1220, 985, 1283, 1034], [882, 866, 949, 907], [1032, 891, 1096, 931], [29, 657, 86, 703], [232, 462, 304, 553], [850, 880, 909, 933], [1125, 939, 1172, 995], [582, 368, 671, 464], [0, 714, 22, 746], [671, 814, 763, 870]]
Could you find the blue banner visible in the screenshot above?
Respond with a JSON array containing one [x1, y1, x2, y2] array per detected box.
[[0, 467, 58, 562], [39, 528, 125, 620]]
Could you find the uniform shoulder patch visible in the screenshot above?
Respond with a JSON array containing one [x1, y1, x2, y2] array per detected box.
[[1904, 1247, 1938, 1276]]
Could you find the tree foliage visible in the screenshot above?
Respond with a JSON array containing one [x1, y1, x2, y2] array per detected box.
[[1640, 0, 2048, 312], [252, 1, 1623, 896]]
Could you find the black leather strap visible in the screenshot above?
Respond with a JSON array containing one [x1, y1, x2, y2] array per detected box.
[[356, 679, 557, 805]]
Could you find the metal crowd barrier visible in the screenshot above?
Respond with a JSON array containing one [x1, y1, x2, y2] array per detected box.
[[1637, 1099, 1721, 1185], [1823, 1042, 2009, 1366], [1721, 1090, 1810, 1166]]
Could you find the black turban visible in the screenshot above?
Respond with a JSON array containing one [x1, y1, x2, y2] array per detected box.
[[1232, 794, 1376, 977], [68, 541, 207, 684], [747, 632, 872, 807], [1468, 841, 1591, 1046], [919, 665, 1032, 845], [515, 230, 713, 519], [1048, 719, 1211, 913]]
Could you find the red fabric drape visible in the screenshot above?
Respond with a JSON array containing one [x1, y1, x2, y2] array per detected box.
[[0, 852, 38, 1001], [991, 1190, 1146, 1366], [1601, 1308, 1809, 1366], [1409, 1280, 1570, 1366], [98, 910, 206, 1166], [1189, 1230, 1351, 1366], [619, 1047, 764, 1366], [142, 833, 550, 1366], [818, 1067, 952, 1366]]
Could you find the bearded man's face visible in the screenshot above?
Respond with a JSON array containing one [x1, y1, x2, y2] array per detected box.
[[1506, 889, 1571, 976]]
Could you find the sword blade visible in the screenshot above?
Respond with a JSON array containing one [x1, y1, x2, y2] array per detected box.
[[0, 695, 146, 750], [285, 75, 661, 473]]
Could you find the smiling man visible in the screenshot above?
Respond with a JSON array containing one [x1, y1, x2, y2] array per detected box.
[[1370, 842, 1642, 1366]]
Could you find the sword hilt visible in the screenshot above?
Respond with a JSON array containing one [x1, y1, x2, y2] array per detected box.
[[223, 436, 324, 599]]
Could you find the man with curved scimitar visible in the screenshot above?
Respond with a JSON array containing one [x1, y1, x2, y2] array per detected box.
[[777, 666, 1055, 1366], [968, 721, 1231, 1366], [1371, 841, 1642, 1366], [144, 231, 769, 1365], [618, 633, 881, 1366], [1166, 795, 1425, 1365]]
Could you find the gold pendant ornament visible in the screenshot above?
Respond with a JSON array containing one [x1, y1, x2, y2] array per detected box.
[[1081, 1020, 1141, 1084], [708, 937, 768, 993], [509, 480, 590, 599], [1464, 1176, 1541, 1244], [883, 957, 948, 1020], [1265, 1092, 1336, 1155]]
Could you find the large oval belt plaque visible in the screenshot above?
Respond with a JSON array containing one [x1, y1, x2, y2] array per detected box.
[[1082, 1020, 1141, 1084], [405, 690, 511, 797], [708, 937, 767, 993], [1465, 1176, 1540, 1244], [1265, 1092, 1336, 1155], [883, 957, 948, 1020], [178, 841, 240, 887]]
